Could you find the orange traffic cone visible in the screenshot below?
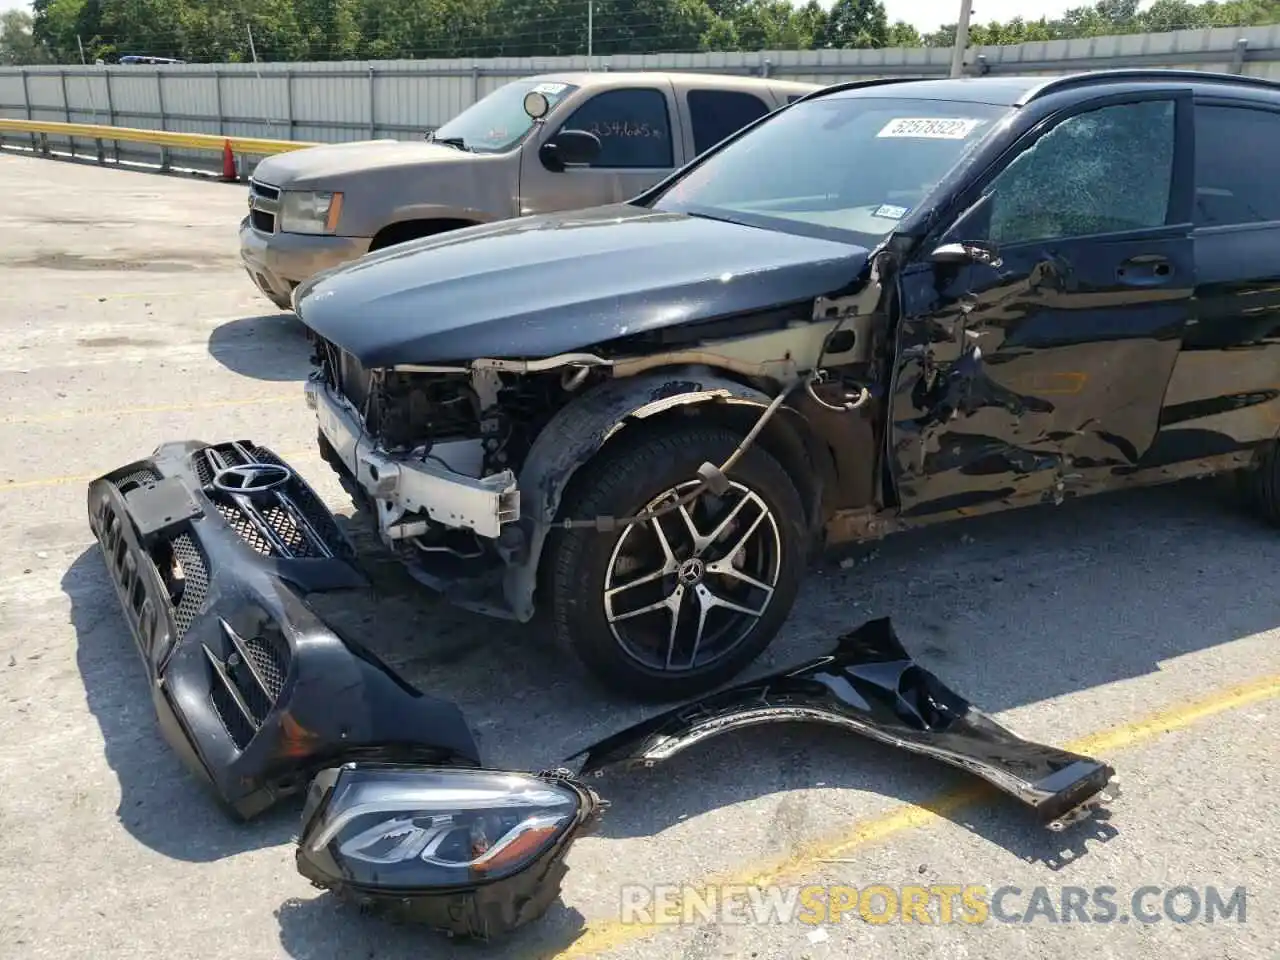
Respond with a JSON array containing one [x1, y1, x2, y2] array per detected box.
[[221, 139, 238, 181]]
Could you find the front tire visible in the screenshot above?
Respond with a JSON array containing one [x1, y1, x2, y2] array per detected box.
[[546, 423, 809, 701], [1243, 440, 1280, 524]]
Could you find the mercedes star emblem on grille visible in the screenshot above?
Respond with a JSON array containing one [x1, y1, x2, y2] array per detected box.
[[212, 462, 293, 496]]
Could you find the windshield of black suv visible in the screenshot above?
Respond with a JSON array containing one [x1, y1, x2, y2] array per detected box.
[[650, 94, 1010, 245], [431, 79, 579, 153]]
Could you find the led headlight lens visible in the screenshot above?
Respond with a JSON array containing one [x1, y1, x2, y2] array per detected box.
[[298, 765, 584, 890], [279, 190, 343, 235]]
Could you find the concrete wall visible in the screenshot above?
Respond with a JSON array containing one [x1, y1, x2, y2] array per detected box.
[[2, 23, 1279, 171]]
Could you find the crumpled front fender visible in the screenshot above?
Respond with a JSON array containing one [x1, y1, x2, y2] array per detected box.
[[502, 367, 827, 621], [567, 617, 1116, 829]]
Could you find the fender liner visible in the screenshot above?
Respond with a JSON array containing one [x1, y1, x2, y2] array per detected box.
[[501, 367, 832, 622]]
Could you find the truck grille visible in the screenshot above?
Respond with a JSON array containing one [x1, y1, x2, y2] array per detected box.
[[248, 179, 280, 234]]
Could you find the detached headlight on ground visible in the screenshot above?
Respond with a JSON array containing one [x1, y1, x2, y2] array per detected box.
[[296, 763, 604, 937], [279, 190, 343, 234]]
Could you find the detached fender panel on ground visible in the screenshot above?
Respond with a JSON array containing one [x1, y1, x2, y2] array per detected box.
[[568, 617, 1116, 829], [86, 439, 483, 819]]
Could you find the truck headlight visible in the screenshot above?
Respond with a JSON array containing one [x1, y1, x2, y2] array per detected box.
[[279, 190, 343, 235]]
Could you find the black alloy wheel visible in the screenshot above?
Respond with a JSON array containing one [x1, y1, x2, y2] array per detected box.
[[546, 423, 808, 701]]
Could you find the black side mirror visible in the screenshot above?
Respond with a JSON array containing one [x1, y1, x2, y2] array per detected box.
[[931, 191, 1000, 267], [539, 129, 602, 172], [930, 241, 1002, 268]]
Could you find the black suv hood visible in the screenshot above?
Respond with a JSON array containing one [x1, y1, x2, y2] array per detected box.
[[294, 204, 870, 366]]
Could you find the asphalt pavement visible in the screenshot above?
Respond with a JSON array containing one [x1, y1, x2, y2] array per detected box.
[[0, 150, 1275, 960]]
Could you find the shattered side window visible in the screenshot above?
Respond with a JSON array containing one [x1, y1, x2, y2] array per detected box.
[[985, 99, 1175, 245]]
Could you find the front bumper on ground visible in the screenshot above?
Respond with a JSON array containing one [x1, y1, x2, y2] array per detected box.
[[305, 377, 520, 541], [86, 439, 483, 819], [238, 217, 371, 311]]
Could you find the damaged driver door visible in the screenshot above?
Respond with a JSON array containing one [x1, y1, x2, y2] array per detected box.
[[887, 91, 1195, 520]]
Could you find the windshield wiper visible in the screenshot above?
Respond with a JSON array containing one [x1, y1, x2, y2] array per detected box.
[[427, 134, 470, 151]]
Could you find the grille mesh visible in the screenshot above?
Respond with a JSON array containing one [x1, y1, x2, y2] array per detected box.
[[231, 663, 273, 727], [243, 630, 289, 701], [210, 683, 256, 750], [208, 623, 292, 750], [193, 454, 213, 486], [170, 534, 209, 638], [254, 446, 350, 559], [214, 502, 271, 555], [116, 468, 161, 492], [198, 444, 347, 560]]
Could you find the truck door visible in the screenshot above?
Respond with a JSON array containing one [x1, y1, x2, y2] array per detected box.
[[682, 87, 773, 158], [887, 92, 1195, 519], [519, 81, 684, 216]]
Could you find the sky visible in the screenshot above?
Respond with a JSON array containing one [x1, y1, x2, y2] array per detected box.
[[0, 0, 1101, 33]]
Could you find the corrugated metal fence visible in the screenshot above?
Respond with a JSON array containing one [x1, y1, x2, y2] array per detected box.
[[2, 22, 1280, 171]]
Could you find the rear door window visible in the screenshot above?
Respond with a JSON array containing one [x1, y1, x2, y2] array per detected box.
[[686, 89, 772, 155], [1193, 104, 1280, 226]]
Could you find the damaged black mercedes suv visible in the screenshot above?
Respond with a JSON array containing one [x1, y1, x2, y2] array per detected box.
[[294, 69, 1280, 700]]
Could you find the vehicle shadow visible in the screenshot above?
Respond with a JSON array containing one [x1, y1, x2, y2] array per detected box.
[[64, 546, 301, 863], [274, 894, 589, 960], [207, 312, 314, 382]]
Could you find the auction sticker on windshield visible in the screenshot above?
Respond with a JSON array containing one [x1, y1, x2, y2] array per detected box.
[[877, 117, 985, 139], [873, 203, 909, 220]]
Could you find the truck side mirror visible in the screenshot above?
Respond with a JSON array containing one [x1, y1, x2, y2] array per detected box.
[[539, 129, 602, 172]]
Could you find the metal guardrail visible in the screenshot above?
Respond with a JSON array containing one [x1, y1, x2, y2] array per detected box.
[[0, 118, 316, 177]]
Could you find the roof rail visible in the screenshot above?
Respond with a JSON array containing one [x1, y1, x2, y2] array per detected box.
[[1015, 68, 1280, 105]]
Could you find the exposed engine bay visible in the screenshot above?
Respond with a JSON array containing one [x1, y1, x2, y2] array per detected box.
[[313, 336, 601, 481]]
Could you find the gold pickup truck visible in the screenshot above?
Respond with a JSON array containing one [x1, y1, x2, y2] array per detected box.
[[239, 70, 819, 310]]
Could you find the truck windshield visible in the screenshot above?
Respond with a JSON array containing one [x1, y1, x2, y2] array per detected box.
[[650, 94, 1010, 245], [431, 80, 579, 153]]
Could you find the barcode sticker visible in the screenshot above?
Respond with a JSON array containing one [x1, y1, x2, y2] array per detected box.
[[877, 117, 984, 140]]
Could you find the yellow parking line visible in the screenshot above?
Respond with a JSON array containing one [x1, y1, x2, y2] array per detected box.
[[0, 394, 297, 426], [0, 446, 315, 492], [542, 671, 1280, 959], [2, 472, 98, 491]]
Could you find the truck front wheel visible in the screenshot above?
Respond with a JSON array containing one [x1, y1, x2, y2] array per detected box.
[[545, 423, 808, 702], [368, 218, 475, 252]]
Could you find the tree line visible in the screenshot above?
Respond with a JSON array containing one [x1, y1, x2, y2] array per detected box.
[[2, 0, 1279, 66]]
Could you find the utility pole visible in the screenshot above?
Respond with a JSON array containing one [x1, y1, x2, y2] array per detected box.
[[76, 35, 87, 64], [246, 23, 261, 79], [950, 0, 974, 78], [587, 0, 594, 61]]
